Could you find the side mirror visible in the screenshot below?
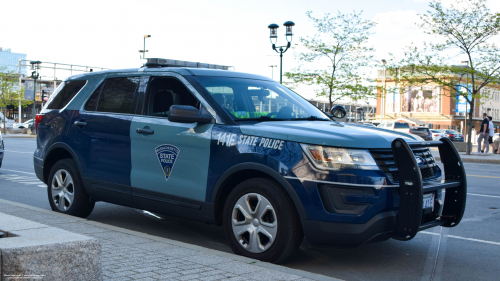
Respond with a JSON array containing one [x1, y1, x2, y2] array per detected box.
[[330, 105, 347, 119], [168, 105, 214, 124]]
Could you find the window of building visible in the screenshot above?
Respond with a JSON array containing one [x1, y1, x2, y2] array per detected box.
[[96, 77, 140, 114], [45, 80, 87, 110]]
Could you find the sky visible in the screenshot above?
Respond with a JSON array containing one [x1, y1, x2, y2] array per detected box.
[[1, 0, 499, 101]]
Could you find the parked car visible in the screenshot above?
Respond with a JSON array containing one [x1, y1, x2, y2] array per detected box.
[[409, 127, 433, 141], [430, 129, 446, 141], [441, 130, 464, 142], [33, 58, 467, 263], [13, 120, 34, 130], [377, 122, 411, 133]]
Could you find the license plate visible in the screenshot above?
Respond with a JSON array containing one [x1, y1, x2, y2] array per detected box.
[[423, 193, 434, 211]]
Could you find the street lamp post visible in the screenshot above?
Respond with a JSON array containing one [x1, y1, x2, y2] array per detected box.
[[30, 61, 41, 135], [139, 35, 151, 59], [268, 65, 277, 80], [268, 21, 295, 84]]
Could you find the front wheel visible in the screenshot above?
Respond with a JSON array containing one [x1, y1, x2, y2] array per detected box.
[[47, 159, 94, 218], [223, 178, 303, 263]]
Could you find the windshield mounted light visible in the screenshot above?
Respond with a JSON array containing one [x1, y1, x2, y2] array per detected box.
[[300, 144, 379, 171]]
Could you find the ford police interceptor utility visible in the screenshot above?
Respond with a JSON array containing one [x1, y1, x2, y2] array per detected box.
[[34, 58, 466, 263]]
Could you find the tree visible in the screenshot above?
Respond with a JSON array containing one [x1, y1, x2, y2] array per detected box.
[[285, 11, 376, 112], [393, 0, 500, 154], [0, 66, 32, 134]]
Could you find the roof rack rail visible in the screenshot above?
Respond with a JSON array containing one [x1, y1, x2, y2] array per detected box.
[[144, 58, 233, 70]]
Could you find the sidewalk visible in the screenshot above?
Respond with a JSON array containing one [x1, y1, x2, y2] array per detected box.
[[1, 133, 36, 138], [431, 145, 500, 165], [0, 199, 337, 281]]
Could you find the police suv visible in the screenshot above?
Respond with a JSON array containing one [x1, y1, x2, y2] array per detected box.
[[34, 58, 466, 263]]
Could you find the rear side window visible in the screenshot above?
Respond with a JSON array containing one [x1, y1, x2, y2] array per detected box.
[[96, 77, 140, 114], [45, 80, 87, 109], [394, 122, 410, 129]]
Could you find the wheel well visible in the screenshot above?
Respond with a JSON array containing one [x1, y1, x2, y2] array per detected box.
[[43, 148, 73, 184], [213, 169, 278, 225]]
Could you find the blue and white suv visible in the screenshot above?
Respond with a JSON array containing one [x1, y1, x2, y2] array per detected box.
[[34, 58, 467, 262]]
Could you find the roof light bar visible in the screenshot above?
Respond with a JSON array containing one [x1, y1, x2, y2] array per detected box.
[[145, 58, 233, 70]]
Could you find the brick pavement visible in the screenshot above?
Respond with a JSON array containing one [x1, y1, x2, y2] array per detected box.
[[0, 199, 338, 281]]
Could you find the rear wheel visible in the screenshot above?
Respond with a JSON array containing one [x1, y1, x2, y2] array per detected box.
[[47, 159, 94, 218], [223, 178, 303, 263]]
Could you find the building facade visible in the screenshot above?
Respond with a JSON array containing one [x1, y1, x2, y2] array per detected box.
[[0, 48, 27, 76], [376, 72, 500, 134]]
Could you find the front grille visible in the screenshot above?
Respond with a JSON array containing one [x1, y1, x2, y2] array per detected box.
[[370, 148, 438, 183]]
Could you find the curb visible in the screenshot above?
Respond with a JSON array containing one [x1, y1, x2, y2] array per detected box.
[[2, 134, 37, 138], [434, 156, 500, 165], [0, 198, 342, 281]]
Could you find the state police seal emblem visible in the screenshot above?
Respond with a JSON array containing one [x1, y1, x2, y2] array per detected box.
[[155, 144, 180, 181]]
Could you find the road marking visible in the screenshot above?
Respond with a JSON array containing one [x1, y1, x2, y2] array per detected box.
[[0, 169, 36, 175], [4, 150, 34, 154], [421, 231, 500, 246], [467, 175, 500, 179], [467, 193, 500, 199]]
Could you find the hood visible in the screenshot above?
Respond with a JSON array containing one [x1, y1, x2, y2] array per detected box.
[[239, 121, 419, 149]]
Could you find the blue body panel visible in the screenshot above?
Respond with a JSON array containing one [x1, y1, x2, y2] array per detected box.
[[206, 125, 398, 224], [67, 111, 133, 188]]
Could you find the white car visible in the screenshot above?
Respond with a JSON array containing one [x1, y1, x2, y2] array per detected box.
[[431, 129, 446, 141], [493, 133, 500, 142], [377, 122, 411, 134], [13, 119, 34, 129]]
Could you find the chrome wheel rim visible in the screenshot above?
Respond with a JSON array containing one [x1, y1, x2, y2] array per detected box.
[[51, 169, 75, 211], [231, 193, 278, 253]]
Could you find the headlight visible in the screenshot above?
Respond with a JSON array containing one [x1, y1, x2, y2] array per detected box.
[[300, 144, 379, 171]]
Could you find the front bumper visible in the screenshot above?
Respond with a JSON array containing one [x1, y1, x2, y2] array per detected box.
[[303, 211, 396, 246]]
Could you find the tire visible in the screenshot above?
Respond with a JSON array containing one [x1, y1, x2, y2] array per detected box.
[[223, 178, 303, 263], [47, 159, 94, 218]]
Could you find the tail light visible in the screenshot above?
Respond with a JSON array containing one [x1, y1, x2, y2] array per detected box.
[[433, 134, 439, 137], [409, 130, 412, 134], [35, 114, 45, 133]]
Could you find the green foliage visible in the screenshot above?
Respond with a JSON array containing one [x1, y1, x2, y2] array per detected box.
[[391, 0, 500, 154], [285, 10, 377, 108], [0, 66, 33, 132]]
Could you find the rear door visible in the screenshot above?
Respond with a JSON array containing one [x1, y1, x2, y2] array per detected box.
[[130, 74, 216, 205], [68, 76, 140, 203]]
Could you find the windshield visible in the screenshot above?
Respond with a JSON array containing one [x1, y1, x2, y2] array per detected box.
[[195, 77, 330, 122]]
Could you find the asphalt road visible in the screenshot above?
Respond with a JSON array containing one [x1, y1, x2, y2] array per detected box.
[[1, 138, 499, 281]]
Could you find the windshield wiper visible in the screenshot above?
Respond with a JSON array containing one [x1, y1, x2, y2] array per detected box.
[[289, 116, 331, 121], [234, 116, 287, 122]]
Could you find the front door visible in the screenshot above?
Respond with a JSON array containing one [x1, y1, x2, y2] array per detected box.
[[130, 75, 214, 203]]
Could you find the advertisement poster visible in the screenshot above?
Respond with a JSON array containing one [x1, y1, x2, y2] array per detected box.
[[385, 87, 400, 113], [455, 84, 472, 113], [402, 86, 439, 113]]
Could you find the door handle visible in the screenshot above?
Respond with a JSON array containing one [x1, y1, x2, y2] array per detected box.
[[74, 120, 87, 126], [136, 128, 154, 135]]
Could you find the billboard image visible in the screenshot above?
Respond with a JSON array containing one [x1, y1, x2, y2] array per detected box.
[[402, 86, 439, 113], [455, 84, 471, 113]]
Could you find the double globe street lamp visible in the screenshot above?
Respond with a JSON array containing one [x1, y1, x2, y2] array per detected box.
[[268, 21, 295, 84]]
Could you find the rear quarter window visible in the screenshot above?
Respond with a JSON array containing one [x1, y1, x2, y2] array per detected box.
[[394, 122, 410, 129], [45, 80, 87, 109]]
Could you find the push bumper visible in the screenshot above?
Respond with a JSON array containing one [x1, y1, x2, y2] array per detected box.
[[301, 137, 466, 246]]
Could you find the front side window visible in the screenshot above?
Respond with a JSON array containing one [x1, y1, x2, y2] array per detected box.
[[96, 77, 139, 114], [45, 80, 87, 109], [195, 77, 330, 122], [144, 77, 200, 117]]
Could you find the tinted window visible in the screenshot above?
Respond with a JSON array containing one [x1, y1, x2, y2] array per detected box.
[[394, 122, 410, 129], [45, 80, 86, 109], [96, 77, 139, 114], [84, 83, 103, 111]]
